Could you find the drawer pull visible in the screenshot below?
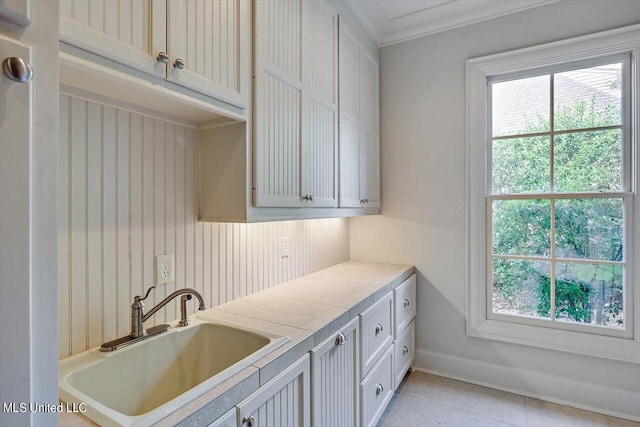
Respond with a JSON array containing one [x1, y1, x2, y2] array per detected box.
[[335, 332, 346, 346], [404, 298, 410, 307], [375, 383, 384, 395], [403, 345, 409, 356], [173, 58, 186, 70], [374, 323, 383, 334], [243, 415, 256, 427]]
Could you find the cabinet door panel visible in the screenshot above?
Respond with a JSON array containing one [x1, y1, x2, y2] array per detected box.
[[361, 124, 380, 208], [339, 115, 361, 207], [237, 355, 310, 427], [360, 48, 379, 131], [311, 317, 359, 427], [301, 0, 338, 207], [338, 25, 360, 120], [60, 0, 165, 78], [254, 0, 304, 207], [167, 0, 248, 107]]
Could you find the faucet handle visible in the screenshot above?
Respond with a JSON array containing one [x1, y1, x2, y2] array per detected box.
[[135, 285, 157, 303]]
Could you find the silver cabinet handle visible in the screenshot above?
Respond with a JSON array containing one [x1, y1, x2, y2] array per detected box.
[[156, 51, 169, 64], [375, 323, 383, 334], [403, 345, 409, 356], [335, 332, 346, 346], [2, 57, 33, 83], [303, 195, 314, 201], [404, 298, 410, 307], [173, 58, 186, 70], [375, 383, 384, 395], [243, 415, 256, 427]]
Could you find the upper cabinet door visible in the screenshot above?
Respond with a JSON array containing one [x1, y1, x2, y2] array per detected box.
[[360, 48, 380, 207], [301, 0, 338, 208], [60, 0, 166, 78], [253, 0, 304, 207], [338, 24, 362, 208], [166, 0, 249, 108]]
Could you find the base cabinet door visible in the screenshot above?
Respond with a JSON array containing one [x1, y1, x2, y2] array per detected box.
[[311, 317, 359, 427], [237, 354, 311, 427]]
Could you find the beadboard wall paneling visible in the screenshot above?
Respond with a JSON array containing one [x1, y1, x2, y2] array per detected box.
[[58, 94, 350, 359]]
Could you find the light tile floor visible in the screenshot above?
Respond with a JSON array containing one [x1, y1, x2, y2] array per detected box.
[[377, 371, 639, 427]]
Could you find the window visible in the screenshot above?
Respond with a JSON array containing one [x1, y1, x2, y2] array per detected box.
[[488, 55, 630, 337], [466, 26, 640, 362]]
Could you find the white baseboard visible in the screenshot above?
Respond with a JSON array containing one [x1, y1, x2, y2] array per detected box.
[[413, 348, 640, 422]]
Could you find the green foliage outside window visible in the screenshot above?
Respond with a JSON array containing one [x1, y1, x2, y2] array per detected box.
[[492, 96, 624, 328]]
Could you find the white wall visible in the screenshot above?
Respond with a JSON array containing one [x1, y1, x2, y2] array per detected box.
[[58, 92, 350, 359], [350, 0, 640, 420]]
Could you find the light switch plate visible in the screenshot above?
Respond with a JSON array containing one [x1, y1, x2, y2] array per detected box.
[[156, 254, 174, 284]]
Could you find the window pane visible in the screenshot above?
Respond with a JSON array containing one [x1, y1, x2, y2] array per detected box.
[[492, 258, 551, 319], [555, 262, 623, 328], [492, 75, 550, 137], [492, 136, 550, 194], [492, 200, 550, 257], [555, 199, 623, 262], [554, 129, 622, 192], [554, 63, 622, 131]]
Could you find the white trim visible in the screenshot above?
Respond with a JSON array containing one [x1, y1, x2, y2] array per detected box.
[[466, 24, 640, 363], [413, 349, 640, 422]]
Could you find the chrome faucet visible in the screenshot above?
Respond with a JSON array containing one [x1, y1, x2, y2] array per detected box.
[[130, 286, 206, 338], [100, 286, 206, 352]]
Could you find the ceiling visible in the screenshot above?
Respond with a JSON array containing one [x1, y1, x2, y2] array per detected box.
[[345, 0, 561, 47]]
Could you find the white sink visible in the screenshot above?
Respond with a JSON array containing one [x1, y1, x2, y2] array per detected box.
[[59, 318, 289, 426]]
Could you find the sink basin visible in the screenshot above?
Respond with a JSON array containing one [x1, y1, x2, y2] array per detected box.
[[59, 319, 289, 426]]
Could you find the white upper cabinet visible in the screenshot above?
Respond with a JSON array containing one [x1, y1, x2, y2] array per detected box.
[[338, 22, 380, 209], [167, 0, 249, 107], [254, 0, 338, 208], [60, 0, 248, 108]]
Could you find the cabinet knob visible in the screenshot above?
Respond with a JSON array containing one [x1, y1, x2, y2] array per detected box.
[[302, 195, 314, 201], [404, 298, 410, 308], [403, 345, 409, 356], [335, 332, 346, 346], [364, 199, 369, 204], [173, 58, 186, 70], [2, 57, 33, 83], [243, 415, 256, 427], [375, 383, 384, 395], [374, 323, 383, 335], [156, 51, 169, 64]]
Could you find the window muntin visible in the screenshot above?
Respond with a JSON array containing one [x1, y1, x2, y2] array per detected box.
[[487, 54, 631, 335]]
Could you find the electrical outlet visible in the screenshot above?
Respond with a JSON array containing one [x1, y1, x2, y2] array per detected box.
[[155, 254, 174, 284], [281, 237, 290, 258]]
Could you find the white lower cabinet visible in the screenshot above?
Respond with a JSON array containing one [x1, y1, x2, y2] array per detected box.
[[310, 317, 360, 427], [236, 354, 311, 427], [360, 346, 394, 427]]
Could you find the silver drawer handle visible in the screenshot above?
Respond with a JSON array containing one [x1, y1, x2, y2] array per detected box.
[[156, 51, 169, 64], [375, 383, 384, 395], [243, 415, 256, 427], [2, 57, 33, 83], [173, 58, 186, 70], [375, 323, 383, 334], [335, 332, 346, 346], [404, 298, 410, 307], [403, 345, 409, 355]]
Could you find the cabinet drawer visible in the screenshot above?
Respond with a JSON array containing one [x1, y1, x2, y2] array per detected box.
[[394, 319, 415, 389], [360, 345, 393, 427], [360, 292, 393, 378], [394, 274, 416, 338]]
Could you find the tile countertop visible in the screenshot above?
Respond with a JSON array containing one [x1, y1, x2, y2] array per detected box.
[[60, 261, 414, 427]]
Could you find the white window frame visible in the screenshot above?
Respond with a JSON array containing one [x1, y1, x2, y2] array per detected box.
[[466, 24, 640, 363]]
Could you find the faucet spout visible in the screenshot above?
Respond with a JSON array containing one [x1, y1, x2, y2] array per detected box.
[[142, 288, 206, 323]]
